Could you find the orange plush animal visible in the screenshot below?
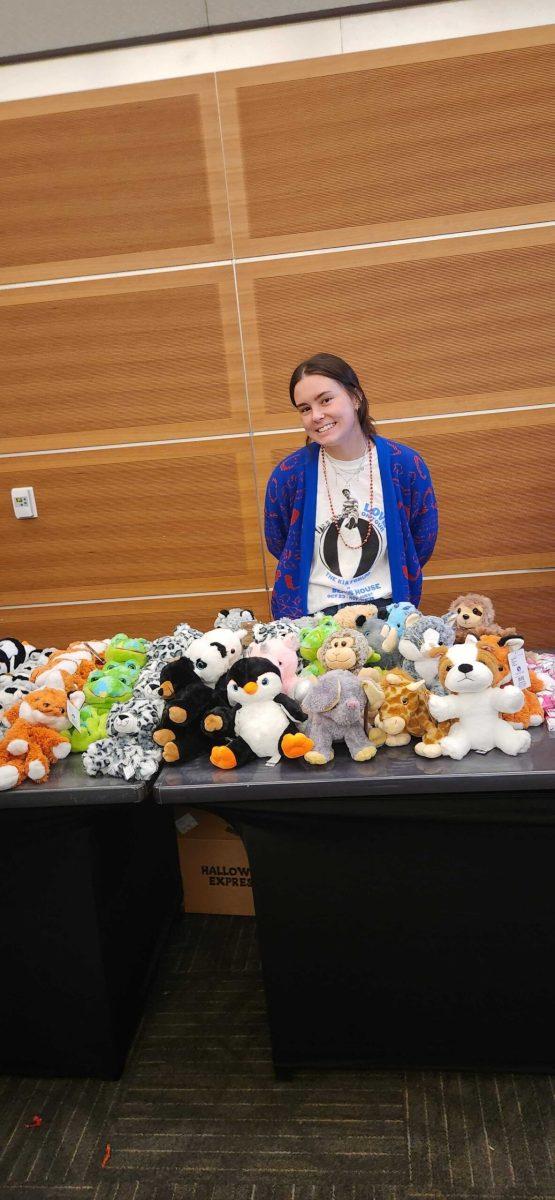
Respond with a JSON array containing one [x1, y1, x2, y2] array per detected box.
[[366, 668, 451, 757], [29, 642, 105, 697], [0, 688, 72, 791], [478, 635, 544, 729]]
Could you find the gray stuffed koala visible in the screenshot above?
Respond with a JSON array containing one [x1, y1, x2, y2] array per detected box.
[[398, 614, 455, 693], [301, 669, 378, 765]]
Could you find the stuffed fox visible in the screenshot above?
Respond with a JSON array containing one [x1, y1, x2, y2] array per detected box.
[[0, 688, 72, 791]]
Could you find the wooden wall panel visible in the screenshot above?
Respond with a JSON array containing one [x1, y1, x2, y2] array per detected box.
[[237, 227, 555, 430], [219, 26, 555, 257], [0, 590, 271, 649], [385, 409, 555, 576], [0, 77, 231, 284], [0, 269, 247, 453], [255, 409, 555, 587], [420, 573, 555, 650], [0, 440, 267, 606]]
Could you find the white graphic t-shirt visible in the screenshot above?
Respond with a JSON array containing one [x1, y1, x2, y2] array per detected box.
[[307, 445, 392, 614]]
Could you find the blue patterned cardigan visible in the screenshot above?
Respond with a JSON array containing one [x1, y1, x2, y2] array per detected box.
[[264, 436, 438, 619]]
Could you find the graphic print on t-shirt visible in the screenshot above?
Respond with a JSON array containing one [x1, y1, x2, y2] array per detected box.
[[307, 447, 392, 613], [319, 487, 382, 580]]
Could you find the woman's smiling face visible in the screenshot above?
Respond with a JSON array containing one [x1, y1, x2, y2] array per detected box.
[[292, 373, 364, 458]]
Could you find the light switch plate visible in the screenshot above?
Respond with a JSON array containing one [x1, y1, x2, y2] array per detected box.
[[11, 486, 38, 518]]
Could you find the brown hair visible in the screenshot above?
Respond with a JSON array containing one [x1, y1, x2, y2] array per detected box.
[[289, 353, 376, 441]]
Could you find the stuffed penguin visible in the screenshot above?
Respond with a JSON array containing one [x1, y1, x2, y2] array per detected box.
[[209, 657, 313, 769]]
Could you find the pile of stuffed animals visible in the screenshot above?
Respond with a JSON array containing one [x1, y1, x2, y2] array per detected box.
[[0, 592, 553, 792]]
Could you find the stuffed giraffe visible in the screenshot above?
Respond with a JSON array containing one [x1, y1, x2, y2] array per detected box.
[[367, 668, 451, 758]]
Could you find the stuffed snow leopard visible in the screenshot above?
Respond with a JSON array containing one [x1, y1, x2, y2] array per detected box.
[[83, 694, 164, 781]]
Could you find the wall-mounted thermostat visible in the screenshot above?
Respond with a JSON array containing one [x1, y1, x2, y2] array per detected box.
[[11, 487, 38, 519]]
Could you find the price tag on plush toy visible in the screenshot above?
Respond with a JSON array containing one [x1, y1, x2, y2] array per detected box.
[[66, 696, 82, 730], [508, 649, 530, 691]]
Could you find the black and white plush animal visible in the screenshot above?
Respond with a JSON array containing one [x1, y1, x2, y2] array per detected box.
[[251, 619, 300, 644], [0, 642, 54, 725], [172, 622, 204, 647], [208, 657, 313, 769], [214, 608, 255, 632], [152, 629, 246, 765], [0, 639, 27, 675], [184, 629, 245, 686], [83, 694, 164, 781], [146, 627, 203, 667], [133, 664, 165, 698]]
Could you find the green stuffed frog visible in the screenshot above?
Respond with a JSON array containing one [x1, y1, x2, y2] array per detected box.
[[83, 660, 140, 713], [69, 706, 108, 752], [105, 633, 149, 669]]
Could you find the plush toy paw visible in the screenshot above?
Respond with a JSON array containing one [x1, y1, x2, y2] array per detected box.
[[439, 736, 466, 760], [210, 745, 238, 770], [168, 705, 187, 724], [414, 741, 442, 758], [0, 764, 20, 790], [369, 728, 387, 747], [7, 738, 28, 756], [159, 680, 175, 698], [53, 740, 71, 760], [162, 741, 180, 763], [204, 713, 223, 733], [153, 728, 176, 746], [282, 732, 314, 758], [27, 758, 47, 781], [353, 745, 377, 762], [304, 749, 334, 765], [385, 733, 411, 747]]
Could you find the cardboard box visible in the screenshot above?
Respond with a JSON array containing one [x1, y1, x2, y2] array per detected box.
[[175, 809, 255, 916]]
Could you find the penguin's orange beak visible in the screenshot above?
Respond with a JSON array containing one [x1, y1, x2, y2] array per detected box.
[[243, 682, 258, 694]]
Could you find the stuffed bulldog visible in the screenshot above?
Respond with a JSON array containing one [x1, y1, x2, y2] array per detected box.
[[429, 637, 531, 759]]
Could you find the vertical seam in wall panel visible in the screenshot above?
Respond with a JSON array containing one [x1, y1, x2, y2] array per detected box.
[[214, 68, 271, 600]]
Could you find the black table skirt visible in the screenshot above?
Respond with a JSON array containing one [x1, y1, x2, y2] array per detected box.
[[1, 758, 181, 1079], [155, 727, 555, 1074]]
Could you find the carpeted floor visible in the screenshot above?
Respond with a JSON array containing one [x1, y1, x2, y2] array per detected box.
[[0, 913, 554, 1200]]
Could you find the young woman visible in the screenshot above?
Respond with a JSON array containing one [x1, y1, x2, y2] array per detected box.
[[264, 353, 438, 619]]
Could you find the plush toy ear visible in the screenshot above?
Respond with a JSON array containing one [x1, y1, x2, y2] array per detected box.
[[464, 634, 478, 644], [361, 678, 384, 708], [408, 679, 426, 692], [404, 612, 421, 630], [498, 635, 524, 650], [381, 625, 399, 654], [316, 644, 326, 665]]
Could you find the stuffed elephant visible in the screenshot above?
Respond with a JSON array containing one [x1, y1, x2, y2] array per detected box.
[[301, 669, 377, 765]]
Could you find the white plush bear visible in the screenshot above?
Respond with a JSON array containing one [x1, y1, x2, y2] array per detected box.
[[429, 637, 531, 760]]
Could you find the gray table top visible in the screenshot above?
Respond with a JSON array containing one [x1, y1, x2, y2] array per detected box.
[[0, 754, 149, 810], [154, 726, 555, 806]]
